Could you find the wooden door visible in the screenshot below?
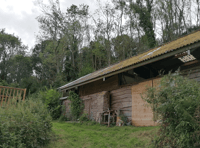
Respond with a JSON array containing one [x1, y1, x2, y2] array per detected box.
[[131, 80, 155, 126]]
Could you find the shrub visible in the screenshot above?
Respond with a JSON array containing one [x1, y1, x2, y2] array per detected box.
[[39, 88, 62, 119], [142, 73, 200, 148], [68, 91, 84, 120], [79, 113, 89, 122], [119, 113, 128, 125], [0, 98, 52, 148]]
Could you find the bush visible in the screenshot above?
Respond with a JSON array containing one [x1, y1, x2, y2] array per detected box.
[[39, 88, 62, 119], [0, 98, 52, 148], [119, 113, 128, 125], [79, 113, 89, 122], [142, 73, 200, 148]]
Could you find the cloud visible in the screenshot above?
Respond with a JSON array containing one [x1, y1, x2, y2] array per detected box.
[[0, 0, 106, 50], [0, 2, 40, 49]]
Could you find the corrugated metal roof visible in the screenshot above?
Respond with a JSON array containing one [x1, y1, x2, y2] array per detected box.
[[59, 30, 200, 90]]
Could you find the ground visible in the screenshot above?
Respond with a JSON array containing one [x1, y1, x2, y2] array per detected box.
[[45, 121, 159, 148]]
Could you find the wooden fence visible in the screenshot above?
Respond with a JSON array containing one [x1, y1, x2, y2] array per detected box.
[[0, 86, 26, 106]]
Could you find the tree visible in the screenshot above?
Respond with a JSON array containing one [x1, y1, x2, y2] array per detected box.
[[112, 34, 135, 61], [0, 29, 27, 83], [93, 1, 116, 65], [130, 0, 156, 48]]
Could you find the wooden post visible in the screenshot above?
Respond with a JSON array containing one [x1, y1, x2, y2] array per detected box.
[[16, 90, 19, 101], [13, 89, 16, 101], [19, 90, 22, 101], [4, 88, 9, 104], [1, 88, 5, 106], [108, 111, 110, 127], [7, 89, 13, 105], [0, 88, 1, 105], [23, 89, 26, 101]]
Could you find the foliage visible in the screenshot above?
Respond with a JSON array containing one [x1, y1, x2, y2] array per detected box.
[[142, 73, 200, 148], [0, 29, 28, 83], [39, 88, 62, 119], [0, 98, 52, 148], [68, 91, 84, 120], [79, 113, 89, 122], [58, 105, 68, 121], [119, 113, 128, 124]]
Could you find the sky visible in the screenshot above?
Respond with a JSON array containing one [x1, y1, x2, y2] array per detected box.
[[0, 0, 99, 50]]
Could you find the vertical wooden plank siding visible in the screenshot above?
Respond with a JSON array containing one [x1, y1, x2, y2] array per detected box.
[[181, 65, 200, 83], [131, 80, 155, 126], [81, 91, 110, 121], [110, 86, 132, 120]]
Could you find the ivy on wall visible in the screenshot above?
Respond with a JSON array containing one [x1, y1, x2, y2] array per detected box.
[[68, 91, 84, 120]]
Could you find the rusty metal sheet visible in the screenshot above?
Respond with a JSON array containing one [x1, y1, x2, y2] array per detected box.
[[59, 30, 200, 90]]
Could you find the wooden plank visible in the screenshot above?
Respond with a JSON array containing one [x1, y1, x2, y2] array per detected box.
[[111, 94, 132, 99], [111, 98, 132, 104], [111, 86, 131, 94], [13, 89, 16, 100], [1, 88, 5, 106], [0, 86, 25, 90], [16, 90, 19, 100], [19, 90, 22, 100], [23, 89, 26, 101], [7, 89, 13, 105], [4, 88, 9, 104], [110, 89, 132, 97]]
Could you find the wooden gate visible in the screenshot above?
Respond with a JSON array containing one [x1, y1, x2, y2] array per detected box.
[[0, 86, 26, 106]]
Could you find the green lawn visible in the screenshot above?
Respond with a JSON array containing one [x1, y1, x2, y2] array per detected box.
[[46, 121, 159, 148]]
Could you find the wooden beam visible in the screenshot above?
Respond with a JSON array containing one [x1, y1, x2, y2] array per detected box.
[[0, 86, 26, 90], [123, 72, 135, 79], [182, 60, 199, 66]]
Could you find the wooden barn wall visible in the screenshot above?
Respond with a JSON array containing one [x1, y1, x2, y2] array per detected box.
[[80, 91, 110, 121], [62, 99, 71, 119], [110, 86, 132, 121], [79, 75, 119, 97], [181, 65, 200, 83]]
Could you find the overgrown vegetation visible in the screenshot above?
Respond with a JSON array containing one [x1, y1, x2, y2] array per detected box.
[[39, 88, 62, 120], [79, 113, 89, 122], [142, 73, 200, 147], [0, 99, 53, 148], [45, 121, 159, 148], [68, 91, 84, 120]]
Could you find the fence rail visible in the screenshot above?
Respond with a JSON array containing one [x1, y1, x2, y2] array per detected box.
[[0, 86, 26, 106]]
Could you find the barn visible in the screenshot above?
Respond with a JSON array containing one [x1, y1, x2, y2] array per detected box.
[[58, 30, 200, 126]]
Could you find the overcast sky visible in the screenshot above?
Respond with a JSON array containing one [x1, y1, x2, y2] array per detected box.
[[0, 0, 100, 50]]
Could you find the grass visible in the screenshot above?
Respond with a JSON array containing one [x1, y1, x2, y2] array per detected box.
[[45, 121, 159, 148]]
